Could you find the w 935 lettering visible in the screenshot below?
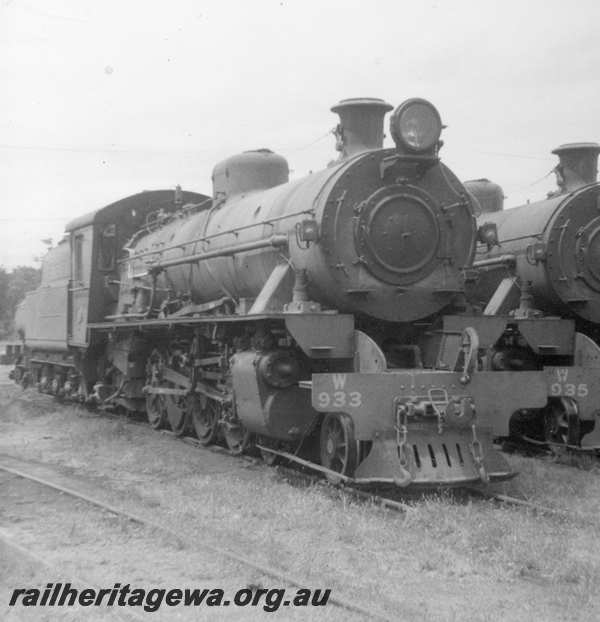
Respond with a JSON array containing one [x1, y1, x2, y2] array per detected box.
[[550, 368, 589, 398]]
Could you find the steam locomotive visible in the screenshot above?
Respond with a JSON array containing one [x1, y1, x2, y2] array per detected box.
[[15, 96, 571, 487], [463, 144, 600, 448]]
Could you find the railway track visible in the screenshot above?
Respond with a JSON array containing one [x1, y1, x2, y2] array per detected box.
[[32, 399, 597, 530], [117, 412, 592, 524], [10, 385, 596, 525], [272, 455, 599, 526], [0, 457, 393, 622], [500, 434, 600, 477], [3, 388, 598, 622], [89, 407, 417, 513], [10, 379, 600, 529]]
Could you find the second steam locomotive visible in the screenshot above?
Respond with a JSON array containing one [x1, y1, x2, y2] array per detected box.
[[464, 144, 600, 449]]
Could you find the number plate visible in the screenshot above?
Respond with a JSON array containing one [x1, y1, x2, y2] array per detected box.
[[548, 367, 589, 398]]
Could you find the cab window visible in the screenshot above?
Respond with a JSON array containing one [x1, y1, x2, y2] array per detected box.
[[73, 234, 84, 283], [98, 224, 117, 271]]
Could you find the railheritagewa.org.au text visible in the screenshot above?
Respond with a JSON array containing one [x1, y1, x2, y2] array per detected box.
[[8, 582, 332, 613]]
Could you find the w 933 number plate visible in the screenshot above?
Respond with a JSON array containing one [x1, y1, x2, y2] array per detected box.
[[314, 374, 362, 409]]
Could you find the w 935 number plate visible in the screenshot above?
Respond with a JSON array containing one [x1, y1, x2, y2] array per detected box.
[[548, 368, 588, 398]]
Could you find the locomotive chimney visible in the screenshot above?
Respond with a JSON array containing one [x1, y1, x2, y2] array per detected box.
[[552, 142, 600, 193], [331, 97, 393, 159]]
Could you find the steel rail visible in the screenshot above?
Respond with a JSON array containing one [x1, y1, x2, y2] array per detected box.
[[0, 460, 393, 622], [463, 486, 596, 526], [267, 451, 595, 525], [270, 460, 414, 515], [520, 434, 600, 453]]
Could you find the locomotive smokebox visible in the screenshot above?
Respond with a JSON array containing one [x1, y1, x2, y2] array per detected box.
[[552, 142, 600, 193], [474, 144, 600, 324], [331, 97, 393, 158]]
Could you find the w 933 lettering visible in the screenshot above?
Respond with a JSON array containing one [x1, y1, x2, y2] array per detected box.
[[550, 368, 588, 398], [316, 374, 362, 409]]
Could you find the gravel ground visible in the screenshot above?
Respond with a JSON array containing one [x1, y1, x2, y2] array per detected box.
[[1, 366, 600, 621]]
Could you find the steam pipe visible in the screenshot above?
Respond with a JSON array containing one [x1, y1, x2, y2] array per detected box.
[[472, 254, 517, 269], [148, 234, 289, 272], [121, 209, 312, 264]]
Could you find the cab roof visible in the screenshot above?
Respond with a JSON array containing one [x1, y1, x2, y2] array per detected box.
[[65, 189, 209, 232]]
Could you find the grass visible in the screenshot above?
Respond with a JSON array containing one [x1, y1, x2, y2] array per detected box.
[[2, 383, 600, 620]]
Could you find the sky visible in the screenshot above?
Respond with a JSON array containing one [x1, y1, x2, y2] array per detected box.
[[1, 0, 599, 268]]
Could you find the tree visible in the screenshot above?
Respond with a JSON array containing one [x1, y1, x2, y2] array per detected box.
[[0, 267, 10, 337], [0, 265, 41, 337]]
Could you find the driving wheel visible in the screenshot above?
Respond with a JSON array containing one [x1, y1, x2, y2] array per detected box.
[[544, 398, 580, 446], [146, 393, 167, 429], [189, 395, 220, 446], [165, 392, 188, 436]]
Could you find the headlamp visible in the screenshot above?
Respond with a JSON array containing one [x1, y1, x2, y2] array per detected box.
[[295, 219, 319, 248], [390, 98, 442, 153]]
